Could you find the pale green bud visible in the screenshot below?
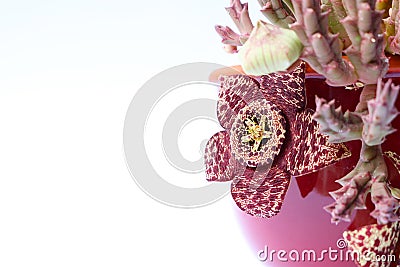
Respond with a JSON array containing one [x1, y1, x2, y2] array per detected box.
[[239, 21, 303, 75]]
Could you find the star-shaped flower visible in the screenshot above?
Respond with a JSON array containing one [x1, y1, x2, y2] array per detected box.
[[204, 62, 351, 218]]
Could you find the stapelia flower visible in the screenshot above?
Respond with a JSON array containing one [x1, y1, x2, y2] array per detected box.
[[204, 62, 351, 218], [343, 221, 400, 267]]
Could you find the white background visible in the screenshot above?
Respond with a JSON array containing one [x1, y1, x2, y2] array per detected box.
[[0, 1, 266, 266]]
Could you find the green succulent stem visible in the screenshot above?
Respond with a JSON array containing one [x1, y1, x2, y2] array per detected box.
[[321, 0, 352, 48], [281, 0, 295, 14]]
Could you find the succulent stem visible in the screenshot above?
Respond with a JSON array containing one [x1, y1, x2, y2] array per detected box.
[[317, 81, 400, 225], [258, 0, 295, 28], [215, 0, 255, 52], [226, 0, 254, 36], [362, 79, 400, 146], [321, 0, 352, 48], [342, 0, 389, 84], [290, 0, 358, 86], [313, 97, 363, 143], [384, 0, 400, 53]]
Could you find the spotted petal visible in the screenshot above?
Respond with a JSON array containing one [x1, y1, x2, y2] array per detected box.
[[260, 61, 306, 118], [231, 166, 290, 218], [217, 75, 264, 129], [204, 131, 240, 182], [343, 222, 400, 267], [285, 109, 351, 177]]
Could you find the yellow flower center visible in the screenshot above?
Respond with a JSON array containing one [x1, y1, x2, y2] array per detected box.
[[241, 115, 273, 152]]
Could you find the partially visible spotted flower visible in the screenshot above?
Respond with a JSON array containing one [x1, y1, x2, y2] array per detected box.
[[344, 221, 400, 267], [204, 62, 351, 218]]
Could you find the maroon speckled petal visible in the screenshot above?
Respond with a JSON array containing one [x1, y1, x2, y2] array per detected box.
[[260, 61, 306, 118], [204, 131, 238, 182], [217, 75, 264, 129], [343, 222, 400, 267], [285, 109, 351, 177], [231, 166, 290, 218]]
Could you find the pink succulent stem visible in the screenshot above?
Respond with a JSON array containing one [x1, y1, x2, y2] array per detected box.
[[362, 79, 400, 146], [316, 80, 400, 225], [215, 25, 242, 46], [370, 181, 400, 224], [324, 171, 371, 224], [225, 0, 254, 36], [342, 0, 389, 84], [215, 0, 254, 52], [290, 0, 358, 86], [313, 96, 363, 143], [258, 0, 295, 28]]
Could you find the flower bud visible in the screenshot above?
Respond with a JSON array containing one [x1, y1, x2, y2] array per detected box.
[[239, 21, 303, 75]]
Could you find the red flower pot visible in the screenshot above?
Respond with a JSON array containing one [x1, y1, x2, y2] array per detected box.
[[233, 58, 400, 267]]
